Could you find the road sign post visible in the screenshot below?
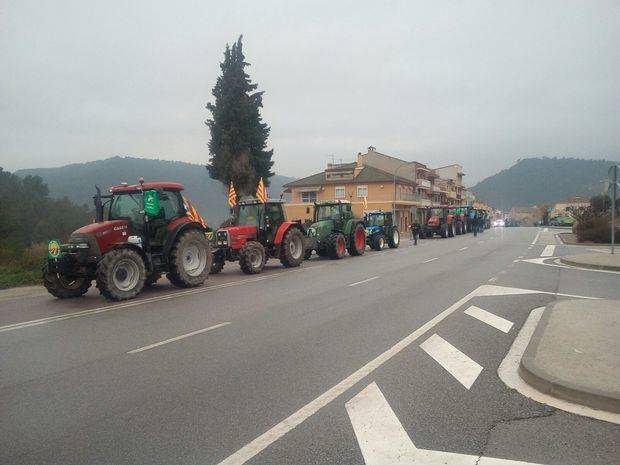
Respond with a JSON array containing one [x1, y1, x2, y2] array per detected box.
[[609, 165, 619, 254]]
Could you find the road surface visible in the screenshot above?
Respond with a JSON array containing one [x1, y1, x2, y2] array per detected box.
[[1, 227, 618, 465]]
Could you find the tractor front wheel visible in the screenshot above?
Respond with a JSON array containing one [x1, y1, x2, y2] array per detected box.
[[440, 224, 449, 238], [448, 224, 455, 238], [326, 233, 346, 259], [239, 241, 266, 274], [388, 227, 400, 248], [43, 267, 91, 299], [96, 248, 146, 301], [371, 234, 385, 251], [280, 227, 304, 268], [168, 229, 212, 287], [304, 248, 313, 260], [348, 223, 366, 256]]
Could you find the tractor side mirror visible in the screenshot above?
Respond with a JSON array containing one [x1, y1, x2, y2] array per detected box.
[[143, 190, 161, 217]]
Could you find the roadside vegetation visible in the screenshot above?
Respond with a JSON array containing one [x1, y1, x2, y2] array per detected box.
[[0, 168, 93, 289], [569, 194, 618, 243]]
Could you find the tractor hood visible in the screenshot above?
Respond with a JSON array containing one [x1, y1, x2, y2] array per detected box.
[[307, 219, 333, 240], [218, 225, 258, 249], [365, 225, 381, 235], [428, 216, 440, 227], [73, 220, 129, 237]]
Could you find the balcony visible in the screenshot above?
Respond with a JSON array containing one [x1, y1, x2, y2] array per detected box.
[[432, 185, 442, 193], [417, 179, 431, 189], [397, 192, 423, 202]]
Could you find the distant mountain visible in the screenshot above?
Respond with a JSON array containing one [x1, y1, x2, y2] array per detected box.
[[471, 157, 619, 210], [15, 157, 295, 226]]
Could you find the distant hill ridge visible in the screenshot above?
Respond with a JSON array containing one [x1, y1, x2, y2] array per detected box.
[[471, 157, 619, 210], [15, 156, 295, 226]]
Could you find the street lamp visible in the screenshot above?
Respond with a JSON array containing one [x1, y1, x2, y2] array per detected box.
[[393, 161, 415, 228]]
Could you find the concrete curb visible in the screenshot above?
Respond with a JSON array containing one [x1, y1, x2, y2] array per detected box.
[[518, 302, 620, 414], [559, 256, 620, 271]]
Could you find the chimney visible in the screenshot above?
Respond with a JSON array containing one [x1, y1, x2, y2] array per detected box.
[[356, 152, 364, 168], [367, 146, 376, 152]]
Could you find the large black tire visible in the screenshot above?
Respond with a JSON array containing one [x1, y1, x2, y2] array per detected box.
[[167, 229, 212, 287], [326, 233, 346, 259], [280, 227, 304, 268], [210, 257, 224, 274], [371, 233, 385, 251], [448, 223, 455, 238], [239, 241, 266, 274], [316, 248, 329, 257], [348, 223, 366, 256], [455, 222, 463, 235], [96, 248, 146, 301], [304, 248, 313, 260], [387, 227, 400, 248], [440, 223, 449, 238], [43, 267, 91, 299], [144, 272, 161, 286]]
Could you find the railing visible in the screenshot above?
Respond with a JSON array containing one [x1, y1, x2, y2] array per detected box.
[[417, 179, 431, 188]]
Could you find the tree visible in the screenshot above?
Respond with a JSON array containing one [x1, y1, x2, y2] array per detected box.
[[206, 36, 274, 195]]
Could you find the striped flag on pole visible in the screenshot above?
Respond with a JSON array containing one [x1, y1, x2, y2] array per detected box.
[[256, 177, 268, 203], [363, 196, 368, 211], [228, 181, 237, 207], [183, 197, 207, 229]]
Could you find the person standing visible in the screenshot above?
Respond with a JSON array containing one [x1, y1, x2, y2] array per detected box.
[[410, 221, 420, 245]]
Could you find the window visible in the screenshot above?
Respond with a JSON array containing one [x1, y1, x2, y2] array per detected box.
[[357, 185, 368, 198], [236, 204, 261, 226], [335, 186, 345, 198], [159, 191, 183, 221], [301, 191, 317, 203], [316, 204, 341, 221]]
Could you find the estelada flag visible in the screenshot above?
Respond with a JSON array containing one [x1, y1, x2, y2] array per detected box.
[[183, 197, 207, 229], [363, 196, 368, 211], [256, 177, 268, 203], [228, 181, 237, 207]]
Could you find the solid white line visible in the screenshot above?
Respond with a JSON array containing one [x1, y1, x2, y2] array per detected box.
[[540, 245, 555, 257], [459, 247, 469, 251], [464, 305, 513, 333], [543, 227, 549, 232], [348, 276, 380, 287], [423, 257, 439, 263], [498, 308, 620, 425], [531, 230, 541, 245], [127, 322, 230, 354], [420, 334, 483, 389], [215, 287, 483, 465], [0, 266, 324, 334]]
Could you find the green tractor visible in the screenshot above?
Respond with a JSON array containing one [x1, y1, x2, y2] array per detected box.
[[364, 210, 400, 251], [304, 200, 366, 259]]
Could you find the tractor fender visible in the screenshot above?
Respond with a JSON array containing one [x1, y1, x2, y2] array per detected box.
[[273, 221, 302, 246], [163, 220, 207, 257]]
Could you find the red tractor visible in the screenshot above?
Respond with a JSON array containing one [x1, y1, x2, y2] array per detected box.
[[210, 199, 306, 275], [420, 206, 456, 238], [43, 180, 212, 301]]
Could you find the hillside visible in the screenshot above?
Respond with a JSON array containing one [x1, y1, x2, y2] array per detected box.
[[471, 157, 619, 209], [16, 157, 295, 226]]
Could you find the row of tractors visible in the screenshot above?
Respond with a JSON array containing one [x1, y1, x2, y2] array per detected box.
[[43, 180, 486, 303], [419, 206, 490, 239]]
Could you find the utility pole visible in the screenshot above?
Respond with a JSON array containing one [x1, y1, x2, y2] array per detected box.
[[609, 165, 619, 254]]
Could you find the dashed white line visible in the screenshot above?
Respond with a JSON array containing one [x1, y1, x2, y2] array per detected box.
[[348, 276, 380, 287], [540, 245, 555, 257], [127, 322, 231, 354], [459, 247, 469, 251], [464, 305, 513, 333], [423, 257, 439, 263], [420, 334, 483, 389]]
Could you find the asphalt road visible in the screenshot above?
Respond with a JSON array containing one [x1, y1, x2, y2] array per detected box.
[[1, 227, 618, 465]]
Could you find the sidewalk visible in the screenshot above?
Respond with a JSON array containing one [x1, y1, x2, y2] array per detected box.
[[559, 252, 620, 271], [519, 300, 620, 413]]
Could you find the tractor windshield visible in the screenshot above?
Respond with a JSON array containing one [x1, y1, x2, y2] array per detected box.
[[366, 214, 385, 227], [236, 204, 262, 226], [109, 193, 144, 226], [429, 208, 442, 217], [316, 204, 341, 221]]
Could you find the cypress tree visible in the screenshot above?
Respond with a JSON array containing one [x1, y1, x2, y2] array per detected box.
[[206, 36, 274, 195]]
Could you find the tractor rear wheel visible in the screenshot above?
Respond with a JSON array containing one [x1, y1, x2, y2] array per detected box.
[[455, 222, 462, 235], [239, 241, 266, 274], [304, 248, 313, 260], [348, 223, 366, 256], [280, 227, 304, 268], [440, 224, 449, 238], [316, 248, 329, 257], [326, 233, 346, 259], [43, 267, 91, 299], [371, 233, 385, 251], [96, 248, 146, 301], [448, 224, 455, 238], [388, 227, 400, 248], [168, 229, 212, 287]]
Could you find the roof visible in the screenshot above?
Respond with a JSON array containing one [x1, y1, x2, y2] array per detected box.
[[110, 182, 185, 193], [238, 198, 285, 205], [284, 165, 413, 188]]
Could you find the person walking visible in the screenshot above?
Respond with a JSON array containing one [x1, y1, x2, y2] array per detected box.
[[410, 221, 420, 245]]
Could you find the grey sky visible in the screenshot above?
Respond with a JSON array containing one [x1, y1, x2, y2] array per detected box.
[[1, 0, 618, 184]]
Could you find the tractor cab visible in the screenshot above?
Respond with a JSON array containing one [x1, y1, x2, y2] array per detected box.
[[363, 210, 400, 251]]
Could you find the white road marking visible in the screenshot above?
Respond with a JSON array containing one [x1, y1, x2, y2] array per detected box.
[[488, 277, 498, 282], [543, 227, 548, 232], [423, 257, 439, 263], [518, 255, 525, 259], [346, 382, 543, 465], [520, 257, 620, 276], [127, 322, 231, 354], [214, 284, 596, 465], [498, 308, 620, 425], [0, 266, 324, 334], [587, 248, 610, 254], [348, 276, 380, 287], [464, 305, 513, 333], [540, 245, 555, 257], [531, 230, 541, 245], [420, 334, 483, 389], [459, 247, 469, 251]]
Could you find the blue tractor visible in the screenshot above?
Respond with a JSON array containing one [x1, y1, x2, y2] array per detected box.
[[364, 210, 400, 251]]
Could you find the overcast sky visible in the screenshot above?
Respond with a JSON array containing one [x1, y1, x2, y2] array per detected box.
[[1, 0, 618, 184]]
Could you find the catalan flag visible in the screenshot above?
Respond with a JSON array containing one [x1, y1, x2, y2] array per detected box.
[[256, 177, 268, 203], [363, 196, 368, 211], [228, 181, 237, 207], [183, 197, 207, 229]]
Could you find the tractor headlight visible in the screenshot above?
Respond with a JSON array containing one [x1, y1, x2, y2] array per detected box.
[[67, 242, 89, 249], [216, 230, 229, 246]]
